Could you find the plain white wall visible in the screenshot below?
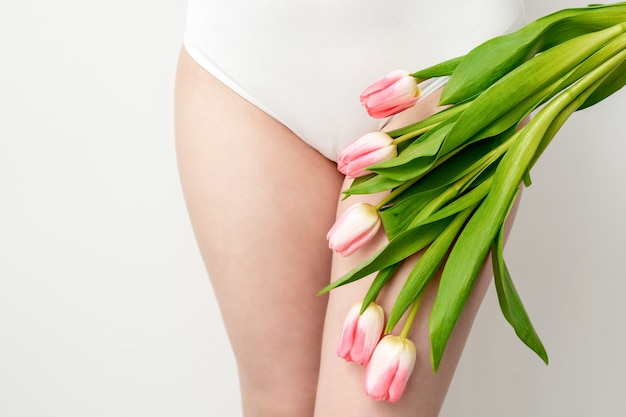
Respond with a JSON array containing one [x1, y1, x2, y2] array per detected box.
[[0, 1, 624, 416], [0, 1, 239, 416]]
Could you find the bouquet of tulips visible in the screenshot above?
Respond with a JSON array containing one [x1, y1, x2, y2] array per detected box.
[[320, 2, 626, 402]]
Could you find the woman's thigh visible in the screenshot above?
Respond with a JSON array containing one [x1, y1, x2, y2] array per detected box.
[[174, 47, 344, 416], [314, 94, 514, 417]]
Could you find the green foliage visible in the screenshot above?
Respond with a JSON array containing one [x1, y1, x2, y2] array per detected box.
[[323, 3, 626, 373], [491, 194, 548, 365]]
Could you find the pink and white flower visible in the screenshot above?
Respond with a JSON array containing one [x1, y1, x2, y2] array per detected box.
[[327, 202, 381, 257], [337, 132, 397, 178], [360, 70, 421, 119], [337, 302, 385, 365], [364, 335, 417, 403]]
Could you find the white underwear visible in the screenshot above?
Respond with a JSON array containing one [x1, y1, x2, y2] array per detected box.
[[184, 0, 526, 161]]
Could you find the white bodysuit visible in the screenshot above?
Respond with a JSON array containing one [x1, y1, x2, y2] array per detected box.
[[184, 0, 526, 161]]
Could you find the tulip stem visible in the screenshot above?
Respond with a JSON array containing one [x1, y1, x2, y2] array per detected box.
[[374, 177, 420, 210], [400, 292, 424, 339], [393, 124, 440, 145]]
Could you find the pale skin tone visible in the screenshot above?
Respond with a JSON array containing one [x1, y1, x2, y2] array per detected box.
[[175, 47, 518, 417]]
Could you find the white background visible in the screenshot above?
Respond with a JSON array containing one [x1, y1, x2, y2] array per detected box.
[[1, 1, 624, 416]]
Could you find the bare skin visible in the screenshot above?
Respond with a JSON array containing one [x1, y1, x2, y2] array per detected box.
[[175, 47, 342, 417], [175, 47, 516, 417]]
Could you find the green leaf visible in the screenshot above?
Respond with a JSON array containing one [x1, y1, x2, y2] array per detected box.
[[369, 120, 456, 181], [382, 172, 493, 246], [360, 264, 400, 314], [440, 3, 626, 104], [428, 48, 619, 372], [556, 32, 626, 90], [492, 210, 549, 365], [385, 205, 477, 333], [465, 82, 558, 145], [579, 55, 626, 110], [342, 174, 404, 197], [428, 188, 519, 372], [531, 47, 626, 169], [379, 133, 509, 237], [380, 188, 442, 238], [417, 176, 492, 226], [372, 74, 563, 191], [411, 56, 463, 79], [429, 126, 546, 372], [410, 132, 510, 194], [441, 23, 626, 160]]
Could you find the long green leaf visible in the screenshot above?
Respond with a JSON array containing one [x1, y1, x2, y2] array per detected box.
[[441, 23, 626, 160], [342, 174, 404, 197], [386, 205, 477, 333], [360, 264, 400, 314], [438, 3, 626, 104], [379, 133, 509, 237], [417, 177, 492, 226], [532, 48, 626, 169], [580, 55, 626, 109], [377, 135, 508, 242], [380, 188, 442, 238], [492, 206, 549, 365], [428, 47, 619, 372], [410, 56, 462, 79]]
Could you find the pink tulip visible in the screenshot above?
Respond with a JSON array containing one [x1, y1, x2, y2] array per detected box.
[[360, 70, 421, 119], [337, 302, 385, 365], [337, 132, 397, 178], [364, 335, 417, 403], [327, 203, 381, 257]]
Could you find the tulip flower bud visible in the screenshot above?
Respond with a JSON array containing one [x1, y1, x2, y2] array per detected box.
[[337, 302, 385, 365], [364, 335, 417, 403], [327, 202, 381, 257], [337, 132, 397, 178], [360, 70, 421, 119]]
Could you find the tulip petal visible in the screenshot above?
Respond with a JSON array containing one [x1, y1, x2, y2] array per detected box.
[[364, 336, 405, 400], [337, 302, 385, 364], [337, 303, 360, 360], [364, 335, 417, 402], [327, 203, 381, 257], [387, 339, 416, 403], [338, 132, 393, 162], [360, 70, 410, 101], [360, 70, 421, 118], [349, 303, 384, 364], [337, 132, 397, 178], [341, 144, 398, 178]]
